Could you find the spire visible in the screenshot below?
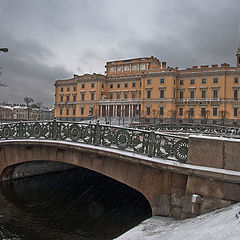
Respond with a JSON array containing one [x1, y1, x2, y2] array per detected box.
[[237, 25, 240, 67]]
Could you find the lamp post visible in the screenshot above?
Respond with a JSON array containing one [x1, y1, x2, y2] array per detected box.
[[0, 48, 8, 53]]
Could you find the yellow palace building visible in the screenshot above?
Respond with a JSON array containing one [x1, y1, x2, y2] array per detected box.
[[54, 44, 240, 125]]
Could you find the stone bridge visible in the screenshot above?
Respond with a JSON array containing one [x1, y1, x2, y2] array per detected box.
[[0, 121, 240, 219]]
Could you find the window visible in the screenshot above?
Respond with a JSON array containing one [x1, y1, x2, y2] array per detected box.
[[179, 90, 184, 99], [60, 109, 63, 115], [213, 89, 218, 99], [180, 79, 184, 85], [140, 64, 145, 70], [234, 108, 238, 117], [66, 95, 70, 102], [124, 92, 128, 99], [132, 82, 136, 88], [234, 78, 239, 84], [102, 84, 104, 88], [146, 107, 151, 115], [91, 92, 95, 100], [110, 84, 113, 88], [190, 79, 195, 84], [67, 87, 70, 91], [139, 90, 141, 97], [89, 107, 93, 115], [160, 78, 165, 84], [72, 108, 76, 116], [66, 108, 69, 115], [117, 93, 120, 99], [82, 83, 85, 88], [201, 90, 206, 99], [190, 108, 194, 116], [179, 107, 183, 116], [160, 89, 164, 99], [60, 87, 64, 92], [213, 78, 218, 83], [202, 78, 206, 84], [234, 89, 238, 100], [117, 83, 120, 88], [131, 92, 136, 99], [201, 107, 206, 116], [147, 79, 151, 85], [147, 90, 151, 99], [60, 95, 63, 102], [124, 83, 128, 88], [73, 95, 76, 102], [190, 90, 195, 99], [109, 93, 113, 99], [159, 107, 164, 116], [80, 107, 84, 115], [91, 83, 95, 88], [213, 107, 218, 116], [81, 93, 85, 101], [73, 86, 77, 91]]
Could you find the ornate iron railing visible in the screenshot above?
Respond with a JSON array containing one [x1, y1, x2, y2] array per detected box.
[[134, 123, 240, 137], [0, 121, 188, 163]]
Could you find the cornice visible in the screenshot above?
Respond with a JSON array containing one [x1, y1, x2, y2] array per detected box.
[[143, 71, 177, 78], [107, 76, 141, 82], [179, 69, 240, 78]]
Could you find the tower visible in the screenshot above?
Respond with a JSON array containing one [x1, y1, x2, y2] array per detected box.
[[237, 43, 240, 67], [237, 26, 240, 68]]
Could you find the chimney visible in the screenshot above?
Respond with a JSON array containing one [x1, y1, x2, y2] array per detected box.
[[201, 65, 209, 69], [192, 66, 198, 69], [221, 63, 228, 67], [212, 64, 218, 68], [162, 62, 167, 68]]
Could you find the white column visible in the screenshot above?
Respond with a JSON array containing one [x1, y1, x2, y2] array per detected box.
[[128, 105, 130, 117], [114, 105, 116, 117], [99, 105, 102, 117]]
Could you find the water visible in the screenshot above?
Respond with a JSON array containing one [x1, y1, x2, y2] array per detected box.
[[0, 166, 152, 239]]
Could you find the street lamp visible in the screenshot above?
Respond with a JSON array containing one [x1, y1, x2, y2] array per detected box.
[[0, 48, 8, 53]]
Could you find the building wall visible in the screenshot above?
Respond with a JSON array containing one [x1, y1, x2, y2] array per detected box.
[[54, 55, 240, 124]]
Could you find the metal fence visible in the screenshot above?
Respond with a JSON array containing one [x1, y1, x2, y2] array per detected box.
[[134, 123, 240, 137], [0, 121, 188, 163]]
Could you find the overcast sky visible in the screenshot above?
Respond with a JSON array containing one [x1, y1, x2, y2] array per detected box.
[[0, 0, 240, 107]]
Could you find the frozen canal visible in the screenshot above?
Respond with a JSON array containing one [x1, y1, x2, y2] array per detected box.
[[0, 167, 151, 239]]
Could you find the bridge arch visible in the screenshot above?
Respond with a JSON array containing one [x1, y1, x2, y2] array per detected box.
[[0, 140, 185, 216]]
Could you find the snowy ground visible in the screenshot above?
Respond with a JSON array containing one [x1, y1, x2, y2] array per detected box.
[[115, 203, 240, 240]]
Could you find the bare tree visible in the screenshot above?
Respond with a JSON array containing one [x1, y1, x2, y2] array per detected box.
[[184, 110, 194, 123], [219, 110, 229, 125], [201, 109, 210, 124], [24, 97, 34, 120], [167, 110, 177, 123], [151, 109, 158, 124], [93, 107, 99, 122]]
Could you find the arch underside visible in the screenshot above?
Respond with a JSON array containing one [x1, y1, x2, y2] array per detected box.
[[0, 140, 188, 217]]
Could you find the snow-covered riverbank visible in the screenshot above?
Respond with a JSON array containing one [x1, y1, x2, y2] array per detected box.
[[116, 203, 240, 240]]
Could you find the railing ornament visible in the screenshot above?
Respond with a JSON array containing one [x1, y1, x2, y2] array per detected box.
[[0, 121, 189, 163], [134, 123, 240, 137]]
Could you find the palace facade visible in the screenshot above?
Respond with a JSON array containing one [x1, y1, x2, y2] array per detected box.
[[54, 44, 240, 125]]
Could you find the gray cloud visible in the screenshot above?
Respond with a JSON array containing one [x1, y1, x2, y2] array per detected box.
[[0, 0, 240, 106]]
